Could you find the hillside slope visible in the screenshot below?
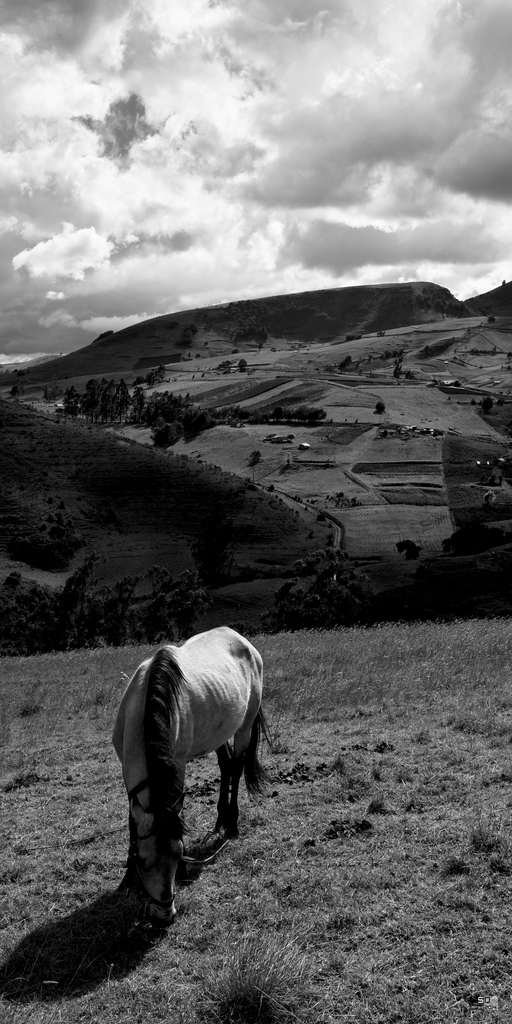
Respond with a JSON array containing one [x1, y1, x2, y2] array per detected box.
[[0, 400, 328, 616], [22, 281, 472, 383], [466, 280, 512, 317]]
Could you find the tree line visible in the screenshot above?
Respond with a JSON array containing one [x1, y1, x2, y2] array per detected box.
[[0, 557, 209, 656], [0, 545, 373, 655], [57, 375, 329, 443]]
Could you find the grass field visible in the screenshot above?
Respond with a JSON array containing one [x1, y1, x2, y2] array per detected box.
[[1, 622, 511, 1023]]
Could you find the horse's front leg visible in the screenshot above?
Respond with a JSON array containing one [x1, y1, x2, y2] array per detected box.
[[215, 743, 232, 832], [118, 810, 138, 891]]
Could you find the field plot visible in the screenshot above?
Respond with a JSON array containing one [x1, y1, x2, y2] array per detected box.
[[362, 385, 505, 437], [247, 380, 329, 411], [352, 463, 444, 486], [361, 433, 442, 462], [182, 377, 294, 408], [443, 432, 512, 527], [321, 385, 382, 408], [320, 424, 375, 445], [379, 486, 447, 506], [172, 424, 293, 480], [334, 504, 454, 556]]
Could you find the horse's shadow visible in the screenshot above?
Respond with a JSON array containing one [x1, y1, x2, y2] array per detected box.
[[0, 888, 157, 1003], [0, 835, 225, 1004]]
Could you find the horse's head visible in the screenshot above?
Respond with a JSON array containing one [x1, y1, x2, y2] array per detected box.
[[130, 795, 183, 927]]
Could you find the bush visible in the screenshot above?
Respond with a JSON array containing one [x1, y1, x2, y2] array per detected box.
[[263, 548, 370, 632], [8, 524, 83, 571]]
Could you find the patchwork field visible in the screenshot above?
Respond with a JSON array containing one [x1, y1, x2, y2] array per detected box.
[[5, 300, 512, 613]]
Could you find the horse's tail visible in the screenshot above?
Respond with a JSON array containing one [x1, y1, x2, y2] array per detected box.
[[244, 706, 271, 796]]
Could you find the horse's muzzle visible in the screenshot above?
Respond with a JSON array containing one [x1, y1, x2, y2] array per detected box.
[[145, 898, 177, 927]]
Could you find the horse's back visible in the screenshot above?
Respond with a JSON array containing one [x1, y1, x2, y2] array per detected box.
[[174, 627, 263, 760], [180, 626, 262, 688]]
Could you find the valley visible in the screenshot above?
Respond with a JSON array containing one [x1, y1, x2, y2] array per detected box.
[[3, 280, 512, 628]]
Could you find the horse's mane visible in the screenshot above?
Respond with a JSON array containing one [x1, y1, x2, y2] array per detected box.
[[144, 647, 185, 841]]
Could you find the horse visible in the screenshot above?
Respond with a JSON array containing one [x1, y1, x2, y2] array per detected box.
[[112, 626, 268, 926]]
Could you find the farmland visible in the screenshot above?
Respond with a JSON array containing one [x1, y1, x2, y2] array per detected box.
[[4, 287, 512, 622], [1, 621, 511, 1022]]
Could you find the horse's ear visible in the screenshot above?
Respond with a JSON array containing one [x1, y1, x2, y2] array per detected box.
[[130, 798, 154, 838]]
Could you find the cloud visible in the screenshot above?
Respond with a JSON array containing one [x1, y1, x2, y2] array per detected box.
[[284, 219, 503, 275], [12, 224, 113, 279], [3, 0, 512, 361], [434, 128, 512, 202], [76, 93, 159, 163], [78, 313, 162, 334], [0, 0, 129, 59], [38, 309, 79, 329]]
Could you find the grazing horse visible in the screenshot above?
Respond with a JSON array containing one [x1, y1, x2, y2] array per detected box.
[[112, 626, 267, 926]]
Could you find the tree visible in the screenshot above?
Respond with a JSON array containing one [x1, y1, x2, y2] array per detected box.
[[248, 450, 261, 482], [132, 385, 146, 422], [151, 416, 180, 447], [81, 379, 101, 422], [114, 378, 131, 421], [99, 378, 116, 422], [238, 358, 248, 372], [481, 396, 493, 414], [396, 539, 421, 560], [263, 548, 370, 632], [63, 385, 81, 417], [191, 496, 253, 586], [142, 565, 209, 642], [375, 400, 385, 415], [9, 384, 23, 400]]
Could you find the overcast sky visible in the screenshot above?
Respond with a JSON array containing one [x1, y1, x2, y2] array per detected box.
[[2, 0, 512, 360]]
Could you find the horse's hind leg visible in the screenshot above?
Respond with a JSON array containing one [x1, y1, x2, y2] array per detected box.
[[215, 743, 232, 832], [226, 756, 244, 836]]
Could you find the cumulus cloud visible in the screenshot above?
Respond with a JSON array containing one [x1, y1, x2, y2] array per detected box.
[[46, 290, 65, 299], [12, 224, 113, 279]]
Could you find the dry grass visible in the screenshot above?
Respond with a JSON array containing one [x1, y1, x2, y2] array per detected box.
[[1, 620, 512, 1022]]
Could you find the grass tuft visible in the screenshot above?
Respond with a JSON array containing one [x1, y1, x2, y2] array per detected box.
[[200, 932, 309, 1023], [366, 794, 390, 814], [441, 855, 470, 876]]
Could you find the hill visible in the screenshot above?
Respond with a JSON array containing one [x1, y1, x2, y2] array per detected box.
[[0, 399, 329, 625], [1, 622, 511, 1022], [466, 280, 512, 318], [12, 281, 472, 384]]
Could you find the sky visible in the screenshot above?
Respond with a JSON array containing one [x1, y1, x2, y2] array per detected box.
[[2, 0, 512, 361]]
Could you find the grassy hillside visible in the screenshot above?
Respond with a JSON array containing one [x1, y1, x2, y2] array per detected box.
[[1, 621, 511, 1022], [0, 399, 329, 619], [7, 281, 472, 385], [466, 280, 512, 318]]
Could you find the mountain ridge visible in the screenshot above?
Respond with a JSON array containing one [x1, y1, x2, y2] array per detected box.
[[14, 280, 472, 383]]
